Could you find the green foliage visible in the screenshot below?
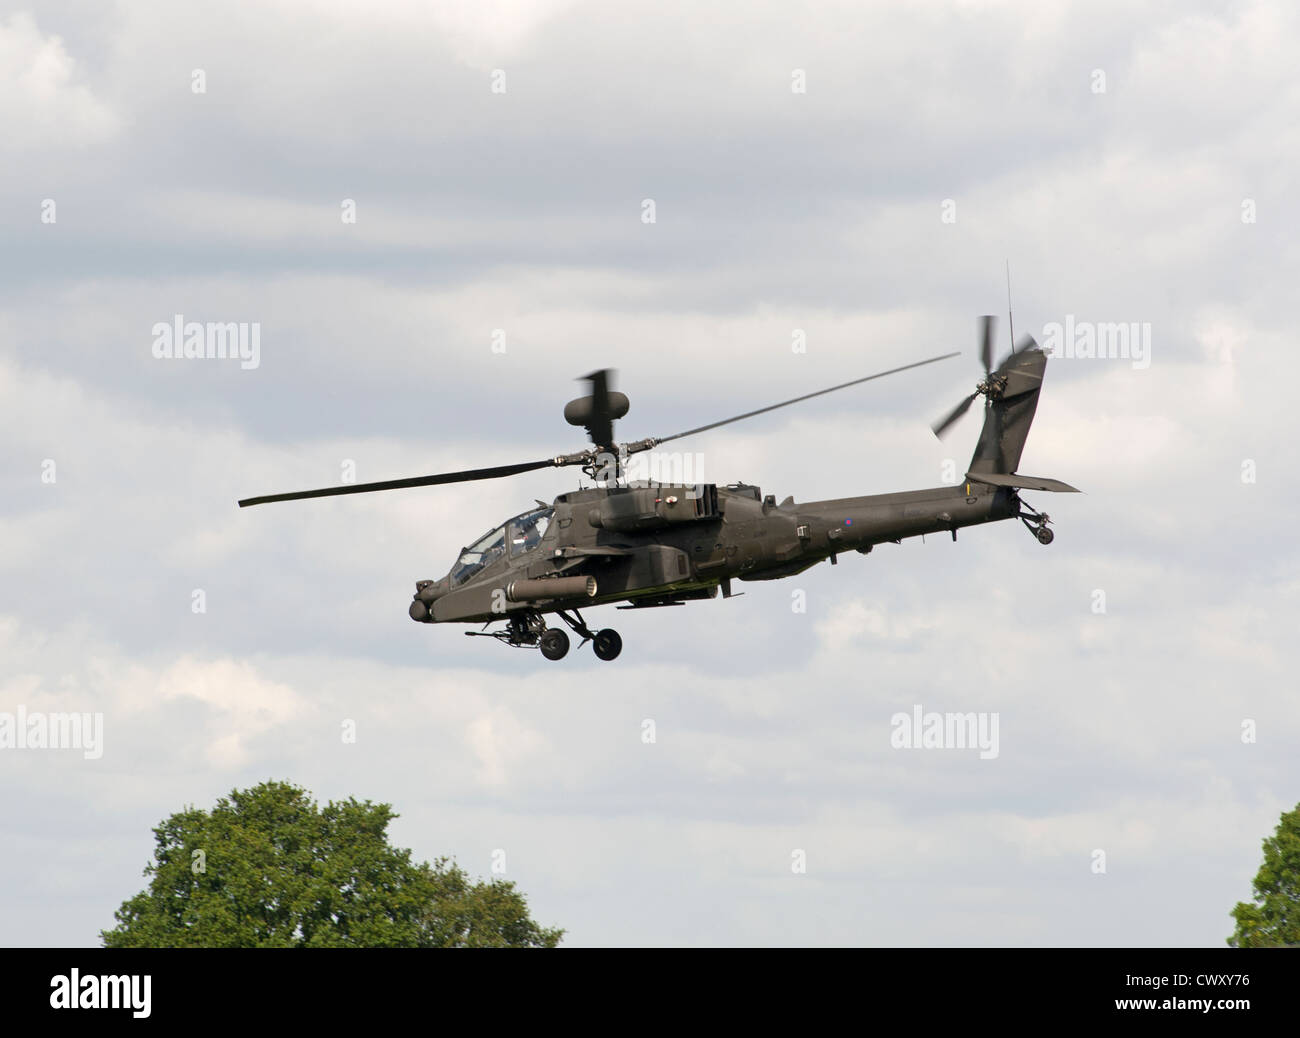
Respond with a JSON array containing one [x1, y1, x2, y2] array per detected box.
[[1228, 801, 1300, 948], [101, 780, 563, 948]]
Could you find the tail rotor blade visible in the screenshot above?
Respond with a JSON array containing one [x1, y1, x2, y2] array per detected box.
[[995, 334, 1040, 372], [980, 315, 995, 376], [931, 392, 978, 439]]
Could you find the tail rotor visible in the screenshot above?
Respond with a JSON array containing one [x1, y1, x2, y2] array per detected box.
[[931, 316, 1038, 440], [932, 316, 1000, 439]]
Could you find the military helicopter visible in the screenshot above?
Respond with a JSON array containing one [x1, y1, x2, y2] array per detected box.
[[238, 317, 1078, 661]]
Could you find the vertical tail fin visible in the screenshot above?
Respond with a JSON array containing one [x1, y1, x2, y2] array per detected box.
[[968, 346, 1047, 475]]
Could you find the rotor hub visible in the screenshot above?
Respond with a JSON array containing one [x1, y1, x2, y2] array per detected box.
[[977, 372, 1009, 399]]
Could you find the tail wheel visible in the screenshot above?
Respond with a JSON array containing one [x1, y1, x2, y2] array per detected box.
[[539, 628, 570, 661], [592, 629, 622, 661]]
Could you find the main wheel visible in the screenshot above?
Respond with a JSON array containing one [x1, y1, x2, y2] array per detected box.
[[592, 629, 622, 661], [1036, 526, 1054, 545], [539, 628, 570, 660]]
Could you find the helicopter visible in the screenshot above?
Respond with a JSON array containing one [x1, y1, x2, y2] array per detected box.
[[238, 316, 1078, 662]]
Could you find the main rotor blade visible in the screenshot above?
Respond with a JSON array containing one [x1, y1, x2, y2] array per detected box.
[[931, 391, 978, 439], [238, 458, 556, 508], [655, 353, 960, 445], [979, 315, 995, 376]]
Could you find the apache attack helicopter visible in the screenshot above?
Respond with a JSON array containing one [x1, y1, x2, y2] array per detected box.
[[239, 317, 1078, 662]]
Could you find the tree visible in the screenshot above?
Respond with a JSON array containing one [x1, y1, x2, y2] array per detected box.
[[101, 780, 563, 948], [1228, 801, 1300, 948]]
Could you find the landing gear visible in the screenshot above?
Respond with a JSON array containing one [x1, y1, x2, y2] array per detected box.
[[592, 629, 623, 661], [1018, 498, 1055, 546], [539, 628, 570, 661], [466, 607, 622, 661], [556, 608, 623, 662]]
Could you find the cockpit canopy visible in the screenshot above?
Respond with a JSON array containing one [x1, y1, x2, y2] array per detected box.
[[449, 506, 553, 587]]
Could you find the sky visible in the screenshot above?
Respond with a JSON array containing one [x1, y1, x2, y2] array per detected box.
[[2, 0, 1296, 947]]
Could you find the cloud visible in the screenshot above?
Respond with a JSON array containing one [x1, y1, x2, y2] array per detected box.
[[0, 12, 118, 153]]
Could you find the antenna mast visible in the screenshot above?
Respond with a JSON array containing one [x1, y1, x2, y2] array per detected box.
[[1006, 259, 1016, 354]]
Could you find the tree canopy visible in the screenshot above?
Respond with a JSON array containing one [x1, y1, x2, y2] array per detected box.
[[1229, 801, 1300, 948], [101, 780, 563, 948]]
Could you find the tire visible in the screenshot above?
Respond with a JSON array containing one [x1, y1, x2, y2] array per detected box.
[[592, 629, 622, 661], [1036, 526, 1054, 545], [539, 628, 570, 660]]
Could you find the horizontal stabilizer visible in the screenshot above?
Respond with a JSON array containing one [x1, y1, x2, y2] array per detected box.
[[966, 471, 1081, 493]]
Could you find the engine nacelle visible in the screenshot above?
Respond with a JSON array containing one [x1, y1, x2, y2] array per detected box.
[[588, 484, 720, 532]]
